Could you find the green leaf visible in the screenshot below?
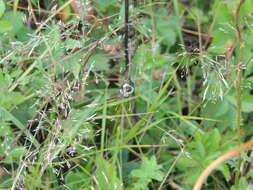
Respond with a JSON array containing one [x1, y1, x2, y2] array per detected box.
[[72, 62, 81, 79], [209, 129, 221, 150], [87, 54, 109, 71], [212, 0, 233, 22], [95, 0, 116, 6], [241, 94, 253, 113], [227, 93, 253, 113], [65, 172, 89, 189], [129, 156, 164, 190], [0, 0, 5, 18], [0, 70, 8, 88], [0, 91, 28, 109], [62, 96, 101, 144], [0, 125, 10, 136], [94, 0, 117, 12], [141, 12, 178, 49], [209, 1, 236, 54], [238, 177, 248, 190], [95, 156, 123, 190], [208, 27, 235, 54], [144, 55, 175, 70], [0, 21, 13, 34], [217, 164, 231, 182], [0, 106, 40, 148], [201, 100, 229, 127], [5, 147, 27, 163], [0, 91, 25, 109], [44, 25, 63, 58], [157, 19, 177, 47], [1, 11, 25, 35], [241, 0, 253, 17], [195, 141, 205, 159], [65, 38, 83, 50]]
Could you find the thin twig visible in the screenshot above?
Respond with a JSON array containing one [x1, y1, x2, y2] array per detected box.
[[193, 139, 253, 190], [182, 28, 212, 38]]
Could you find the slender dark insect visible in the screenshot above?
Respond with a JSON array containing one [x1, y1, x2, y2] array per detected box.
[[124, 0, 130, 71], [120, 0, 135, 98]]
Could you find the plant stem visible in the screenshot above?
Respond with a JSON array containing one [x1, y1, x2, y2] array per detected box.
[[234, 0, 245, 141], [172, 0, 184, 46], [234, 0, 245, 188]]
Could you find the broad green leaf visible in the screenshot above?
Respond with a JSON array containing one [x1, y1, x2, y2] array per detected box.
[[241, 94, 253, 113], [208, 27, 235, 54], [227, 93, 253, 113], [141, 12, 178, 49], [0, 21, 13, 34], [202, 100, 229, 118], [144, 55, 175, 70], [1, 11, 25, 35], [87, 54, 109, 71], [157, 21, 177, 47]]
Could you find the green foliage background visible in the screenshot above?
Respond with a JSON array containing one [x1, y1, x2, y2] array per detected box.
[[1, 0, 253, 189]]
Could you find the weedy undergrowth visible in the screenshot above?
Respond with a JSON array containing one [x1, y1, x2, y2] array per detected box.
[[1, 0, 253, 190]]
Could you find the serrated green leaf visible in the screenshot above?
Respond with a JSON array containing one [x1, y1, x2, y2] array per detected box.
[[129, 156, 164, 190], [207, 129, 221, 153]]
